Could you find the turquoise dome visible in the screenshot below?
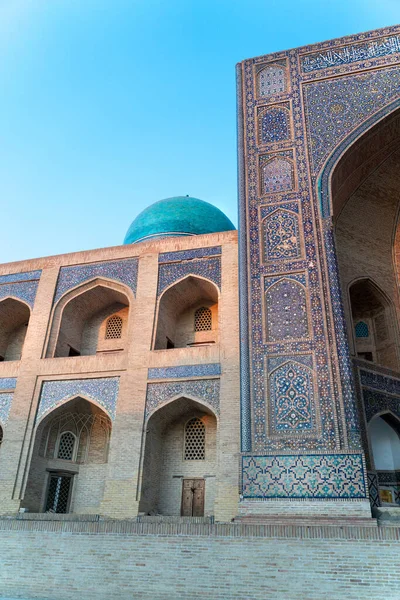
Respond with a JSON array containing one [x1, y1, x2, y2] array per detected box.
[[123, 196, 236, 244]]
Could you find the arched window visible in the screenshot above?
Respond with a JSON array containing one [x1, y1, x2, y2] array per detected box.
[[184, 418, 205, 460], [105, 315, 123, 339], [194, 307, 212, 332], [57, 431, 76, 461]]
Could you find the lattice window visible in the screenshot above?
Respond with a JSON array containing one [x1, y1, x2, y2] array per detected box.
[[194, 307, 212, 332], [355, 321, 369, 338], [45, 474, 72, 513], [105, 315, 123, 339], [57, 431, 76, 460], [184, 418, 205, 460]]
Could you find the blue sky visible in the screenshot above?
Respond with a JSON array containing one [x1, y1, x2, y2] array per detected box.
[[1, 0, 399, 263]]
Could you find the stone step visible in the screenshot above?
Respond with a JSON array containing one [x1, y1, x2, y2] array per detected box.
[[233, 515, 378, 527], [13, 512, 100, 522]]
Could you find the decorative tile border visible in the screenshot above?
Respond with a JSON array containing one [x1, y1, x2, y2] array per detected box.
[[242, 453, 367, 499], [367, 471, 380, 508], [362, 389, 400, 423], [54, 259, 138, 303], [0, 378, 17, 390], [37, 377, 120, 421], [360, 369, 400, 396], [158, 247, 221, 264], [146, 379, 220, 419], [0, 270, 41, 308], [148, 364, 221, 380], [157, 257, 221, 296], [0, 393, 13, 426]]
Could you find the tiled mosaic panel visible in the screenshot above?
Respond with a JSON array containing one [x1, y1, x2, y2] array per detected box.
[[360, 369, 400, 396], [367, 471, 380, 508], [158, 246, 221, 264], [148, 364, 221, 380], [263, 209, 301, 261], [146, 379, 220, 419], [269, 361, 315, 432], [0, 393, 13, 426], [261, 156, 294, 194], [260, 107, 290, 144], [0, 280, 40, 308], [304, 66, 400, 174], [301, 33, 400, 73], [362, 388, 400, 423], [0, 271, 41, 284], [258, 64, 287, 97], [54, 259, 138, 303], [157, 257, 221, 296], [37, 377, 120, 421], [0, 378, 17, 390], [265, 277, 308, 341], [242, 454, 367, 499]]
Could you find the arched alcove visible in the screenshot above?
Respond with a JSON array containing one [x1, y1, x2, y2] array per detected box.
[[46, 280, 130, 358], [139, 397, 217, 516], [23, 397, 112, 514], [368, 413, 400, 505], [154, 276, 219, 350], [0, 298, 30, 361], [329, 107, 400, 371]]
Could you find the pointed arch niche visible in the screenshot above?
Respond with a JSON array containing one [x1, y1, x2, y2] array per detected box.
[[0, 298, 30, 361], [139, 396, 218, 516], [23, 396, 112, 514], [328, 105, 400, 371], [368, 413, 400, 505], [46, 279, 131, 358], [153, 276, 219, 350]]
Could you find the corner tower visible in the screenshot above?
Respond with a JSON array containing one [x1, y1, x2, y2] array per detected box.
[[236, 25, 400, 517]]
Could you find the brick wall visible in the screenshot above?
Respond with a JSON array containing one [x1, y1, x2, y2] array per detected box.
[[0, 521, 399, 600]]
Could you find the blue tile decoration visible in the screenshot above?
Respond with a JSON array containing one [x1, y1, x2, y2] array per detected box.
[[301, 33, 400, 73], [267, 354, 313, 372], [0, 378, 17, 390], [360, 368, 400, 397], [0, 393, 13, 426], [265, 276, 308, 342], [377, 470, 400, 485], [269, 361, 315, 432], [0, 270, 41, 308], [259, 106, 290, 144], [158, 246, 221, 264], [148, 364, 221, 380], [242, 454, 366, 499], [146, 379, 220, 419], [157, 257, 221, 296], [355, 321, 369, 338], [261, 156, 294, 195], [37, 377, 120, 421], [257, 63, 287, 98], [0, 271, 41, 284], [263, 208, 301, 261], [304, 66, 400, 175], [54, 259, 138, 303], [362, 389, 400, 423]]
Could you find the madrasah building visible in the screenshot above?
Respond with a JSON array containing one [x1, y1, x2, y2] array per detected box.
[[1, 24, 400, 529]]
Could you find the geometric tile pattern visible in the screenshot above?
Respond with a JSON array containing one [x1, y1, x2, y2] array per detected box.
[[0, 378, 17, 390], [0, 393, 13, 427], [158, 246, 221, 264], [264, 209, 301, 261], [367, 471, 380, 508], [260, 107, 290, 144], [301, 33, 400, 73], [265, 276, 308, 341], [157, 257, 221, 296], [148, 363, 221, 380], [0, 271, 41, 284], [304, 66, 400, 174], [242, 453, 367, 498], [0, 278, 40, 308], [37, 377, 120, 422], [261, 157, 294, 195], [362, 389, 400, 424], [269, 361, 314, 432], [53, 259, 138, 303], [146, 379, 220, 419], [258, 64, 287, 97]]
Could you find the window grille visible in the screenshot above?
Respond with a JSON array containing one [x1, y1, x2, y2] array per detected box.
[[57, 432, 76, 460], [355, 321, 369, 338], [184, 418, 205, 460], [45, 475, 72, 513], [105, 315, 123, 339], [194, 307, 212, 332]]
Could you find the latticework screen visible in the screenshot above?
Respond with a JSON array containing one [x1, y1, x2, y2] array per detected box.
[[57, 432, 76, 460], [184, 418, 205, 460], [194, 307, 212, 332], [105, 315, 123, 339]]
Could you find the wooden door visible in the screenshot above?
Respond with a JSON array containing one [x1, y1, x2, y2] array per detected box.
[[181, 479, 205, 516]]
